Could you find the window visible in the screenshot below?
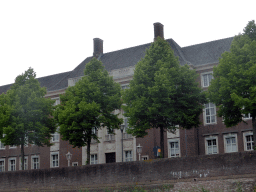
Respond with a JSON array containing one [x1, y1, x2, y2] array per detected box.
[[0, 140, 5, 150], [201, 72, 213, 87], [19, 156, 28, 170], [51, 127, 59, 142], [168, 139, 180, 157], [141, 156, 149, 160], [51, 153, 59, 168], [243, 131, 254, 151], [123, 117, 132, 139], [31, 156, 39, 169], [9, 145, 16, 149], [224, 133, 238, 153], [8, 158, 16, 171], [90, 154, 98, 165], [0, 159, 5, 172], [72, 162, 78, 166], [205, 136, 218, 154], [204, 103, 216, 124], [53, 97, 60, 106], [125, 151, 133, 162], [243, 113, 251, 119], [105, 129, 115, 141], [121, 84, 129, 90]]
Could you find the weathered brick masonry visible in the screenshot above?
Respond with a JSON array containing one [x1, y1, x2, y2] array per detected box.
[[0, 151, 256, 191]]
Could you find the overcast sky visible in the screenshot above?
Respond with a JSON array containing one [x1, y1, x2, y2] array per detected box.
[[0, 0, 256, 86]]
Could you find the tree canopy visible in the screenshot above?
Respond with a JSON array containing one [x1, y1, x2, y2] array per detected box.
[[54, 58, 122, 164], [0, 68, 56, 170], [122, 37, 206, 158], [208, 20, 256, 145]]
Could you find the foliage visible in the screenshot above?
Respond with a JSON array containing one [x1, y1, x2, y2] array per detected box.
[[122, 37, 206, 157], [208, 20, 256, 144], [0, 68, 56, 170], [54, 58, 122, 164]]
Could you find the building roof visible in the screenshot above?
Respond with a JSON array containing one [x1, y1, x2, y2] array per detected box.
[[0, 37, 234, 94]]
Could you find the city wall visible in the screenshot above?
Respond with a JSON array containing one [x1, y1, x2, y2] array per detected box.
[[0, 151, 256, 191]]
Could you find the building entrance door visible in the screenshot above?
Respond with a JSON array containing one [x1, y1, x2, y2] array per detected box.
[[105, 152, 116, 163]]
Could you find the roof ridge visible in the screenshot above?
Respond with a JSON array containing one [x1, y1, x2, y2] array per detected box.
[[182, 36, 234, 49]]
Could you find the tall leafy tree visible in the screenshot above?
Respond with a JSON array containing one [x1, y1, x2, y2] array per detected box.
[[122, 37, 206, 158], [208, 20, 256, 145], [0, 68, 56, 170], [54, 58, 122, 164]]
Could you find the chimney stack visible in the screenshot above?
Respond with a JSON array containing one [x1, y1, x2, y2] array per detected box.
[[93, 38, 103, 58], [153, 22, 164, 41]]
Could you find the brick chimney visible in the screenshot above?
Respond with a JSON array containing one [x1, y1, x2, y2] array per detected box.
[[153, 22, 164, 41], [93, 38, 103, 58]]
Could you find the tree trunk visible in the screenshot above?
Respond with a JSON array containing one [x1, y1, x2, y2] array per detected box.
[[160, 126, 164, 158], [252, 115, 256, 149], [86, 138, 91, 165], [21, 143, 24, 170]]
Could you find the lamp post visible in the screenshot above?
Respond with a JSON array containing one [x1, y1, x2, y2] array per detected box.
[[120, 125, 124, 162], [66, 151, 72, 167], [136, 143, 143, 161]]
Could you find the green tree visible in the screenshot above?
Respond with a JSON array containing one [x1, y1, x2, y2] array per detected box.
[[208, 20, 256, 145], [122, 37, 206, 158], [0, 68, 56, 170], [54, 58, 122, 164]]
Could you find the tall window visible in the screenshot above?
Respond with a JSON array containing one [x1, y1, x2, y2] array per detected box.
[[202, 73, 213, 87], [0, 160, 4, 172], [90, 154, 98, 164], [204, 103, 216, 124], [205, 136, 218, 154], [125, 151, 133, 162], [244, 132, 254, 151], [169, 141, 180, 157], [51, 153, 59, 168], [123, 117, 132, 139], [19, 156, 28, 170], [31, 156, 39, 169], [51, 127, 59, 142], [224, 133, 238, 153], [8, 158, 16, 171], [0, 140, 5, 150]]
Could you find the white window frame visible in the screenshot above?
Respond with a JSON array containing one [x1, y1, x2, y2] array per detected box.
[[201, 72, 213, 88], [141, 155, 149, 160], [52, 97, 60, 106], [0, 159, 5, 172], [121, 84, 129, 90], [204, 102, 217, 125], [31, 155, 40, 170], [90, 154, 98, 165], [8, 157, 16, 171], [9, 145, 17, 149], [243, 131, 254, 151], [0, 140, 5, 150], [50, 152, 59, 168], [105, 129, 115, 141], [19, 156, 28, 170], [168, 138, 180, 158], [224, 133, 238, 153], [51, 127, 60, 142], [205, 136, 218, 155], [125, 150, 133, 162], [72, 162, 78, 166]]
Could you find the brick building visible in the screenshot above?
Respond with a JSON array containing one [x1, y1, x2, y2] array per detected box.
[[0, 22, 253, 172]]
